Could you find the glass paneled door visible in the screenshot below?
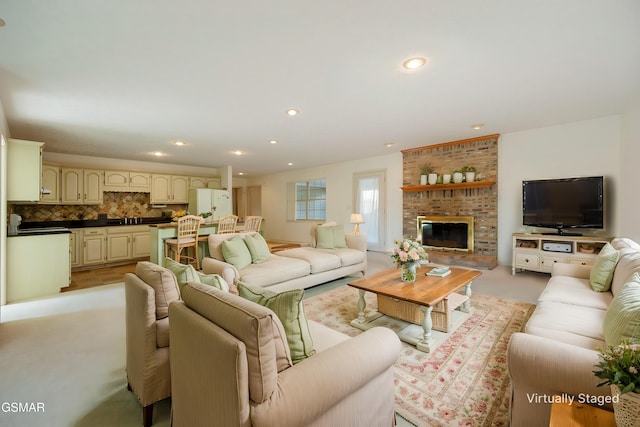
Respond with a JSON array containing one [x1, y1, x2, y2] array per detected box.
[[354, 170, 386, 251]]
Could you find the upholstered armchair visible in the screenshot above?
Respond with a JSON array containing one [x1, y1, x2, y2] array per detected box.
[[169, 282, 401, 427], [125, 262, 180, 427]]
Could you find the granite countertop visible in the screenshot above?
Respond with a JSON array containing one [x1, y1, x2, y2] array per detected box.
[[19, 217, 173, 230]]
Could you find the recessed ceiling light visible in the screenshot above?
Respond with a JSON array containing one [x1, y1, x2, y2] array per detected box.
[[384, 142, 396, 148], [286, 109, 299, 116], [287, 162, 293, 166], [269, 140, 278, 144], [238, 172, 244, 176], [402, 57, 426, 70], [173, 140, 186, 146], [470, 124, 484, 130], [152, 151, 166, 157], [233, 150, 244, 155]]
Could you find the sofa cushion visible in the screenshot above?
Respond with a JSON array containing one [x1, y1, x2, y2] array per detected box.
[[589, 243, 619, 292], [610, 238, 640, 296], [239, 255, 310, 287], [603, 273, 640, 346], [208, 231, 258, 261], [164, 257, 229, 293], [180, 282, 292, 403], [315, 247, 365, 267], [238, 284, 316, 364], [525, 301, 607, 350], [156, 316, 170, 348], [538, 275, 613, 310], [222, 236, 252, 270], [244, 232, 271, 264], [276, 247, 341, 273], [136, 261, 180, 319]]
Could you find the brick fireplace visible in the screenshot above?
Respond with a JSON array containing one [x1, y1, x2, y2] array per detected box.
[[401, 134, 499, 269]]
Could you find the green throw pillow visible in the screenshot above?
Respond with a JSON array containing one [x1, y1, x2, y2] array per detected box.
[[316, 226, 334, 249], [196, 271, 230, 293], [221, 236, 252, 270], [332, 224, 347, 248], [603, 273, 640, 346], [590, 243, 620, 292], [238, 284, 316, 364], [164, 257, 199, 292], [164, 257, 230, 293], [244, 233, 271, 264]]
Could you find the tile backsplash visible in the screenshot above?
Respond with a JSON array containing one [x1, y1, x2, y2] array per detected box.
[[12, 192, 187, 222]]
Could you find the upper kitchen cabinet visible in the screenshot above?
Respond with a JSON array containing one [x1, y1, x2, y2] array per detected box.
[[40, 164, 61, 204], [104, 170, 152, 192], [7, 139, 44, 202], [151, 174, 189, 204], [190, 176, 222, 189], [61, 168, 103, 204]]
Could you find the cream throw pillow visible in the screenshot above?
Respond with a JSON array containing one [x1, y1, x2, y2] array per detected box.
[[603, 273, 640, 346], [590, 243, 619, 292]]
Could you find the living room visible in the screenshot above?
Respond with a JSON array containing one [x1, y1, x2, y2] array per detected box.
[[2, 2, 640, 427]]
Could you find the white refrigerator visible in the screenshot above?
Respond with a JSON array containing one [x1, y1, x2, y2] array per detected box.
[[188, 189, 232, 220]]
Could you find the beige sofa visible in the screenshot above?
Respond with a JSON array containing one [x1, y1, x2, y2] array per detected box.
[[508, 237, 640, 426], [169, 282, 401, 427], [201, 229, 367, 292]]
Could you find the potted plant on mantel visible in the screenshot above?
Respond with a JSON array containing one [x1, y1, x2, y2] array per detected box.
[[420, 164, 435, 185], [452, 169, 464, 183], [461, 165, 477, 183]]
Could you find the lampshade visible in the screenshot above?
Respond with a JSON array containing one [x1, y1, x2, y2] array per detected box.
[[350, 213, 364, 224]]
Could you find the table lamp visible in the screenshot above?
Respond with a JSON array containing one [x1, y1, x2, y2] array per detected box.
[[350, 213, 364, 234]]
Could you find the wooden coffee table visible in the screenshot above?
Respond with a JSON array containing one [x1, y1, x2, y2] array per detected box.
[[348, 266, 482, 352]]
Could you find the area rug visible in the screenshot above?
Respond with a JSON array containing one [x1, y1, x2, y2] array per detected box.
[[303, 285, 535, 427]]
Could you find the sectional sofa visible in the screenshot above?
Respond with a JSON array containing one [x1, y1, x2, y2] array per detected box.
[[201, 226, 367, 292], [508, 237, 640, 426]]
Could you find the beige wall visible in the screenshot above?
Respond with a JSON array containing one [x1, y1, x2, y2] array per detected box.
[[249, 152, 404, 249], [1, 101, 10, 306], [620, 108, 640, 242]]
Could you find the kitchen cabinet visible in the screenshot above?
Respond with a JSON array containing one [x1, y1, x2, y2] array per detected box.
[[104, 170, 152, 192], [107, 233, 132, 262], [83, 228, 106, 265], [132, 231, 151, 258], [7, 233, 71, 303], [106, 226, 151, 262], [41, 164, 61, 204], [61, 168, 103, 204], [151, 174, 189, 204], [190, 176, 222, 189], [7, 138, 44, 202], [70, 230, 81, 267]]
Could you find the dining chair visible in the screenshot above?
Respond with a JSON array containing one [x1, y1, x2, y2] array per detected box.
[[164, 215, 202, 270], [243, 216, 262, 232], [217, 214, 238, 234]]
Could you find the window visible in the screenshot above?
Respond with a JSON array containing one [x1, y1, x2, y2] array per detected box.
[[287, 179, 326, 221]]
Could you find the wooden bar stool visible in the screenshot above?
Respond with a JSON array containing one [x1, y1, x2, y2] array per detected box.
[[164, 215, 202, 270], [244, 216, 262, 232], [217, 215, 239, 234]]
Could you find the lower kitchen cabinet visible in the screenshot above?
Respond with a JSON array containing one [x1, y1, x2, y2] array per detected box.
[[72, 225, 151, 270], [7, 233, 71, 303]]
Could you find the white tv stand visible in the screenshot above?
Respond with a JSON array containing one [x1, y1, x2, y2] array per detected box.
[[512, 233, 612, 275]]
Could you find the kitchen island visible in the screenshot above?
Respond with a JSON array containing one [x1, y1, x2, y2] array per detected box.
[[149, 221, 220, 265]]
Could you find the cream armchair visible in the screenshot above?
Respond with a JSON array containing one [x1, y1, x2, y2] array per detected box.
[[125, 262, 180, 427], [169, 282, 401, 427]]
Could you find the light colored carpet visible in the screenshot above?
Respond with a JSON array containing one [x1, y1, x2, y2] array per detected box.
[[0, 252, 546, 426], [303, 285, 536, 427]]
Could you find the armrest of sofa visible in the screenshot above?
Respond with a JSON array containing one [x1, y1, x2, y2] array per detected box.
[[345, 233, 366, 252], [551, 263, 592, 279], [201, 256, 239, 286], [507, 332, 611, 426], [251, 327, 401, 426]]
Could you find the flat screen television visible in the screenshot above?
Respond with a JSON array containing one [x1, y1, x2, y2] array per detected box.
[[522, 176, 604, 235]]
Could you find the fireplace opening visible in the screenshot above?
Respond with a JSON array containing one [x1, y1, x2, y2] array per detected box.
[[417, 216, 474, 253]]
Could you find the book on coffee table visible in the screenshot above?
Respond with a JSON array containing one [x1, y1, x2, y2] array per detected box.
[[426, 267, 451, 277]]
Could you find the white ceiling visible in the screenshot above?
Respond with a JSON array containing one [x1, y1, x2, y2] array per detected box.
[[1, 1, 639, 176]]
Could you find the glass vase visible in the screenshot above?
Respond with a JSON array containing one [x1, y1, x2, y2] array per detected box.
[[401, 262, 417, 283]]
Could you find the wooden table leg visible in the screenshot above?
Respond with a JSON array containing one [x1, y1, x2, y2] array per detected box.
[[356, 289, 366, 323], [461, 282, 472, 313], [416, 306, 434, 353]]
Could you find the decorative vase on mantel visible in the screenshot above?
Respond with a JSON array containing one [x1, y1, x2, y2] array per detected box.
[[401, 262, 418, 283], [420, 174, 427, 185], [611, 385, 640, 427]]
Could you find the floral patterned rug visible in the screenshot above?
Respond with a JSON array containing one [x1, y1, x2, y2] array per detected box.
[[303, 285, 535, 427]]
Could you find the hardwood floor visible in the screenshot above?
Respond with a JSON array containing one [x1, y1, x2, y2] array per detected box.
[[65, 262, 138, 292]]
